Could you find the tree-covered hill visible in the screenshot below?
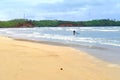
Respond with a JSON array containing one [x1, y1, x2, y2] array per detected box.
[[0, 19, 120, 28]]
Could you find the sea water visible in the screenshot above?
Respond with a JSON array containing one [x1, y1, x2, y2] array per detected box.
[[0, 27, 120, 64]]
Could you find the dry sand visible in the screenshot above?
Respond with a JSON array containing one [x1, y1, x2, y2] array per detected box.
[[0, 36, 120, 80]]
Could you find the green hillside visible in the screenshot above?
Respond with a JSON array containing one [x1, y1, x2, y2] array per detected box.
[[0, 19, 120, 28]]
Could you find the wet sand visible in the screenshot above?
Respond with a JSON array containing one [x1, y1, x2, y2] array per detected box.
[[0, 36, 120, 80]]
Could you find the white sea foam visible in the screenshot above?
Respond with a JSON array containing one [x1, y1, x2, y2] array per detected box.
[[98, 29, 118, 32], [0, 27, 120, 47], [66, 28, 79, 31], [79, 27, 120, 32], [18, 33, 120, 47]]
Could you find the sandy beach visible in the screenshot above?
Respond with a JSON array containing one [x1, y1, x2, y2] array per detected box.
[[0, 36, 120, 80]]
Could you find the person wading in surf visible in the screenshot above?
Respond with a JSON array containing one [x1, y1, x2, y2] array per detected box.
[[73, 30, 79, 36], [73, 30, 76, 35]]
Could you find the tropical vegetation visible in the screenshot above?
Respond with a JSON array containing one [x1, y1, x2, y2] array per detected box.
[[0, 19, 120, 28]]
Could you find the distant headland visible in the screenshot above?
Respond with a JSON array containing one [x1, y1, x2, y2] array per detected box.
[[0, 19, 120, 28]]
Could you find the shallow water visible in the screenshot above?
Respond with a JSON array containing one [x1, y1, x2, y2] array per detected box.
[[0, 27, 120, 64]]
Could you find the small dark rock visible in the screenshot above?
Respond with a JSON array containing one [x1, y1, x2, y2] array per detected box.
[[60, 68, 63, 70]]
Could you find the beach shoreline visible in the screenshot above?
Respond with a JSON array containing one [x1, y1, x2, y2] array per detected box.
[[0, 27, 120, 64], [0, 36, 120, 80], [12, 37, 120, 64]]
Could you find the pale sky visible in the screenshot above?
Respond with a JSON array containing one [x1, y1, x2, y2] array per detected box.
[[0, 0, 120, 21]]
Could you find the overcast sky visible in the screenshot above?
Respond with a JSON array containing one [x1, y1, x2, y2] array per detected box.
[[0, 0, 120, 21]]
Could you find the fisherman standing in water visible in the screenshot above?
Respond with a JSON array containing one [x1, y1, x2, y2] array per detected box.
[[73, 30, 79, 36], [73, 30, 76, 35]]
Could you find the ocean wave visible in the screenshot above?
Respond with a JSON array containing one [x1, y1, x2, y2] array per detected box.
[[76, 27, 120, 32], [17, 32, 120, 47], [0, 27, 120, 47]]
